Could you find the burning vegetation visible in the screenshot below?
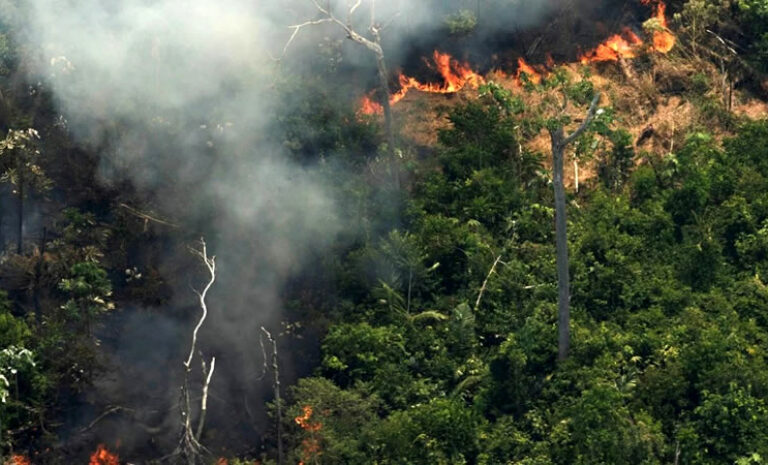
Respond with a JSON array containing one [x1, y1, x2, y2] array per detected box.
[[88, 445, 119, 465], [359, 0, 677, 115], [5, 456, 31, 465], [4, 0, 768, 463], [294, 406, 323, 465]]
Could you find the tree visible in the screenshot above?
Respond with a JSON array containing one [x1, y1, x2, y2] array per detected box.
[[285, 0, 401, 188], [548, 92, 600, 361], [172, 238, 217, 465], [58, 261, 114, 337], [484, 71, 602, 360], [0, 128, 52, 254]]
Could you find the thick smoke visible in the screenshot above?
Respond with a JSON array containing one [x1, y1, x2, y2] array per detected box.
[[0, 0, 561, 459]]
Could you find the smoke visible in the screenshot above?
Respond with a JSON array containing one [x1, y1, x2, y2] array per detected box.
[[0, 0, 344, 457], [0, 0, 566, 459]]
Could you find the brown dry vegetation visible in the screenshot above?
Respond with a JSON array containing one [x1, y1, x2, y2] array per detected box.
[[384, 51, 767, 188]]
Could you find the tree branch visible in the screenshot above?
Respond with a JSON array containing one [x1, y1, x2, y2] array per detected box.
[[185, 239, 215, 369], [195, 356, 216, 440], [119, 203, 179, 228], [171, 238, 217, 464], [282, 18, 333, 57], [562, 92, 601, 146], [474, 255, 502, 312]]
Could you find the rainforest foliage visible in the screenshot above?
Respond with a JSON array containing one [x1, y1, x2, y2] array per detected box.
[[1, 0, 768, 464]]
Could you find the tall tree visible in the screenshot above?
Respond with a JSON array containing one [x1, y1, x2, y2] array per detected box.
[[547, 93, 600, 360], [0, 128, 52, 254], [285, 0, 401, 188]]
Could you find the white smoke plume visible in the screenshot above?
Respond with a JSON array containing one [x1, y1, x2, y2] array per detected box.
[[0, 0, 559, 457]]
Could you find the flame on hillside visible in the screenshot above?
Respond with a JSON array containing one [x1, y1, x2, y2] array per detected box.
[[515, 58, 543, 85], [643, 0, 676, 52], [5, 455, 31, 465], [577, 0, 675, 63], [579, 28, 643, 63], [358, 0, 675, 115], [295, 405, 323, 465], [89, 444, 118, 465], [358, 95, 383, 116], [359, 51, 485, 115], [392, 50, 486, 105]]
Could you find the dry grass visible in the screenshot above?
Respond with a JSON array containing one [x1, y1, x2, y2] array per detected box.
[[384, 51, 767, 187]]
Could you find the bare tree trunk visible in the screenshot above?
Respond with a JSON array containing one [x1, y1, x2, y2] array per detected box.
[[0, 190, 5, 252], [550, 128, 571, 361], [374, 51, 400, 190], [16, 175, 23, 255], [33, 227, 47, 323], [172, 239, 217, 465], [284, 1, 401, 189], [261, 327, 283, 465], [548, 93, 601, 361]]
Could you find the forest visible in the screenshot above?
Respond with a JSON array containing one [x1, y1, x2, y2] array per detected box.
[[1, 0, 768, 463]]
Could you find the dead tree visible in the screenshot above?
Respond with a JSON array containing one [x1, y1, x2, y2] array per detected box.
[[548, 93, 600, 361], [171, 238, 217, 465], [284, 0, 400, 189], [260, 327, 283, 465]]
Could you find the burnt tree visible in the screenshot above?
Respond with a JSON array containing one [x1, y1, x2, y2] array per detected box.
[[285, 0, 401, 189]]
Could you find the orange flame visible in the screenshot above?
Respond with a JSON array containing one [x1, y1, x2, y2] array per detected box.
[[358, 94, 383, 116], [357, 0, 676, 113], [580, 0, 674, 63], [643, 0, 676, 52], [295, 405, 322, 433], [6, 455, 31, 465], [89, 444, 119, 465], [515, 58, 543, 85], [391, 51, 486, 105], [295, 406, 323, 465], [580, 28, 643, 63], [359, 51, 486, 115]]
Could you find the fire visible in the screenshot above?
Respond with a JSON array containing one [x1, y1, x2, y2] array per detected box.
[[359, 50, 486, 115], [358, 0, 676, 113], [295, 405, 323, 465], [295, 405, 322, 433], [580, 28, 643, 63], [89, 444, 119, 465], [6, 455, 31, 465], [580, 0, 674, 63], [515, 58, 543, 85], [394, 50, 486, 103], [642, 0, 676, 52], [358, 94, 383, 116]]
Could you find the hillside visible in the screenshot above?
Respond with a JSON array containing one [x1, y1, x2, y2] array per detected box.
[[0, 1, 768, 464]]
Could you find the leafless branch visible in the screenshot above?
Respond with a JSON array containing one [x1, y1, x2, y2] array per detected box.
[[185, 239, 215, 369], [169, 238, 217, 464], [562, 92, 601, 147], [119, 203, 179, 228], [282, 18, 333, 57], [474, 255, 502, 312], [349, 0, 362, 16], [195, 356, 216, 440]]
